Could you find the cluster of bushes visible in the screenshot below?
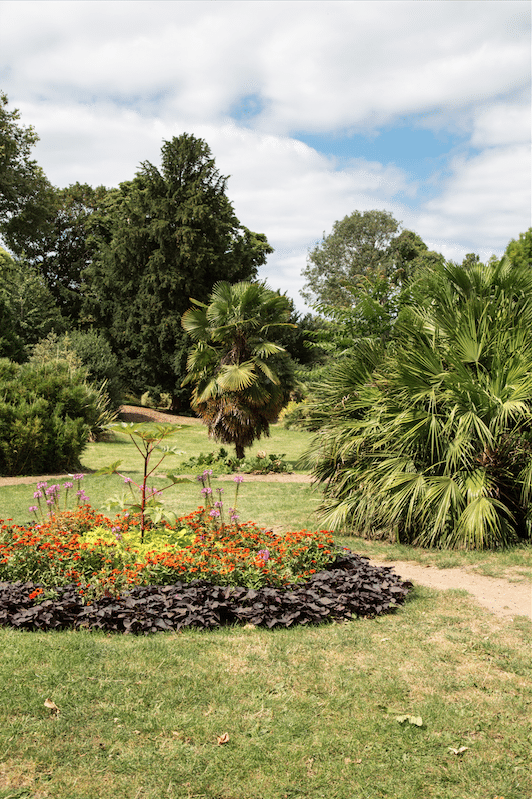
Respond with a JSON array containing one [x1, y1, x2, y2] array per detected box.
[[0, 359, 104, 475], [0, 331, 120, 476], [178, 447, 290, 475]]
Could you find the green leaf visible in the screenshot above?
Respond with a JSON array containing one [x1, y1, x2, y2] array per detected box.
[[165, 474, 192, 485], [96, 460, 123, 475]]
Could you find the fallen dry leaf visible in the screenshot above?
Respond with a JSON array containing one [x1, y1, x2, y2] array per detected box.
[[216, 732, 230, 745], [448, 746, 469, 755], [396, 714, 423, 727], [44, 698, 59, 715]]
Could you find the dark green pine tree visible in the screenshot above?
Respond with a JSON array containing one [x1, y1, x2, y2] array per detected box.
[[84, 134, 273, 408]]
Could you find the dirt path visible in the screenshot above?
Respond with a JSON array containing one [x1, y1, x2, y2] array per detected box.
[[370, 560, 531, 620], [1, 405, 529, 620]]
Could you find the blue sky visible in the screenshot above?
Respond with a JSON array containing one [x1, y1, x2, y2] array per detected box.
[[294, 125, 477, 196], [0, 0, 530, 309]]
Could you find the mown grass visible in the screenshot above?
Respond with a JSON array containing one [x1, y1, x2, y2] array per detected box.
[[1, 421, 531, 798], [1, 588, 530, 799], [83, 421, 314, 474]]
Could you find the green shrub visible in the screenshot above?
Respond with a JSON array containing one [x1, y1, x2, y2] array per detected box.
[[67, 329, 123, 409], [278, 398, 315, 430], [0, 358, 102, 475], [29, 332, 119, 440], [140, 390, 172, 410], [178, 447, 290, 475]]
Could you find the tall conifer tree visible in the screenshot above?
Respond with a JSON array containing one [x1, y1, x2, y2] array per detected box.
[[84, 134, 272, 407]]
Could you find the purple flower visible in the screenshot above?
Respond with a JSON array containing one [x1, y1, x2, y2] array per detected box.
[[46, 499, 54, 507], [36, 482, 47, 490], [257, 549, 270, 562], [209, 509, 220, 518], [33, 490, 42, 499], [73, 473, 84, 481], [214, 501, 223, 509], [124, 477, 132, 484], [203, 469, 213, 477], [29, 505, 38, 514], [233, 475, 244, 484], [62, 482, 73, 490], [201, 487, 213, 496]]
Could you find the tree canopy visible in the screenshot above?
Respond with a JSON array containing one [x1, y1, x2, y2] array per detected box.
[[301, 210, 443, 312], [83, 134, 273, 406], [0, 248, 65, 362], [0, 92, 55, 253], [18, 182, 110, 322], [301, 209, 400, 307], [504, 228, 532, 269]]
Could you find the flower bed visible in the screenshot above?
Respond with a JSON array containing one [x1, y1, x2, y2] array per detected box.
[[0, 493, 412, 633], [0, 506, 338, 592]]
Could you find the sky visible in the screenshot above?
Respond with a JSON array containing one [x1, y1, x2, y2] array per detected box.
[[0, 0, 530, 310]]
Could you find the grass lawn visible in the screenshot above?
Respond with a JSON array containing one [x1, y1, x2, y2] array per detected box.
[[1, 589, 530, 799], [0, 421, 531, 798]]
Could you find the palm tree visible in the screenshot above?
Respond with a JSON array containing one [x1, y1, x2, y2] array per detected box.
[[303, 256, 532, 549], [182, 281, 297, 459]]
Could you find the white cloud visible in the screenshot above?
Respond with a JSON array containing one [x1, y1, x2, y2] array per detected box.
[[2, 1, 529, 133], [416, 143, 531, 253], [470, 99, 531, 148], [0, 0, 530, 311]]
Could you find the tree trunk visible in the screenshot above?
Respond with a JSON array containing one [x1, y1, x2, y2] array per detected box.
[[235, 443, 245, 460]]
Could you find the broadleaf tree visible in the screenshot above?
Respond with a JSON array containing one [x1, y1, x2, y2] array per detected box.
[[84, 135, 272, 408], [20, 182, 110, 322], [301, 210, 443, 313], [0, 247, 65, 361], [0, 92, 56, 255], [182, 281, 297, 459], [301, 209, 401, 307]]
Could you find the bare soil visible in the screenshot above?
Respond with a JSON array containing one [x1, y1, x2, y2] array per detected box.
[[369, 559, 531, 620], [1, 405, 529, 620]]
